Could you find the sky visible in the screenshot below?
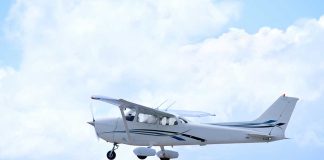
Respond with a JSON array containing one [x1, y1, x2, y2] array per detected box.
[[0, 0, 323, 160]]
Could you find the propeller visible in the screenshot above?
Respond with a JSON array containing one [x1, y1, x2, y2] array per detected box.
[[88, 102, 99, 141]]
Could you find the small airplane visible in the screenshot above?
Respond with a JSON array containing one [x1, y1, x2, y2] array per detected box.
[[88, 94, 299, 160]]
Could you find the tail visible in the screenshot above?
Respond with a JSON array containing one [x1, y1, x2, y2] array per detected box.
[[249, 94, 299, 137]]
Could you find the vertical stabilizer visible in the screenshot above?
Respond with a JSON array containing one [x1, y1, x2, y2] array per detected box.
[[252, 94, 299, 136]]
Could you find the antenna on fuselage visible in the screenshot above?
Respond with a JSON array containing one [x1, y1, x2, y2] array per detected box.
[[156, 99, 168, 110], [165, 101, 176, 111]]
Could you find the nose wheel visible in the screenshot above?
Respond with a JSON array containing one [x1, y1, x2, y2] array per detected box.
[[106, 143, 118, 160]]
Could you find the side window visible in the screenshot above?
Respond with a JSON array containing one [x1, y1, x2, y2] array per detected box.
[[138, 113, 158, 124], [159, 117, 178, 126], [179, 118, 188, 124], [160, 117, 168, 125], [169, 117, 178, 125]]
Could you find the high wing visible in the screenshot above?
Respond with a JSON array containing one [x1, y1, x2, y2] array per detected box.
[[91, 95, 176, 118], [168, 109, 215, 117], [91, 95, 178, 142]]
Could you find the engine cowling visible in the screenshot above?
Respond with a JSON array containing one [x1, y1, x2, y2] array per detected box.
[[133, 147, 156, 157], [156, 150, 179, 159]]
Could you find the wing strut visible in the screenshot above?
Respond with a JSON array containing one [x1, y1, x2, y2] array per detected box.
[[119, 106, 132, 142]]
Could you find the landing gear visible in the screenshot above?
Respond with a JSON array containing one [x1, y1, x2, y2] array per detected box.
[[137, 155, 147, 159], [106, 151, 116, 160], [156, 146, 177, 160], [106, 143, 118, 160]]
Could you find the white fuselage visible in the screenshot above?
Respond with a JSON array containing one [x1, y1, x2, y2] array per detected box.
[[94, 117, 280, 146], [88, 95, 298, 160]]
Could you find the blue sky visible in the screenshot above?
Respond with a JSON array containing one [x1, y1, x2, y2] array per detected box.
[[232, 0, 324, 32], [0, 0, 21, 67], [0, 0, 323, 160]]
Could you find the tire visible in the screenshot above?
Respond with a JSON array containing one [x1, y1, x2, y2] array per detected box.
[[160, 158, 170, 160], [137, 155, 147, 159], [106, 151, 116, 160]]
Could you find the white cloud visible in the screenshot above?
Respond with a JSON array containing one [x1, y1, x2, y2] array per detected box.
[[1, 0, 324, 159], [1, 0, 241, 159]]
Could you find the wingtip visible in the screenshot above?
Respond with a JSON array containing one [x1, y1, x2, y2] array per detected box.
[[91, 95, 101, 100], [91, 95, 117, 100], [87, 121, 95, 126]]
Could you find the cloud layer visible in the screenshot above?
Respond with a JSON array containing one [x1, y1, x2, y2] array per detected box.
[[1, 0, 324, 159]]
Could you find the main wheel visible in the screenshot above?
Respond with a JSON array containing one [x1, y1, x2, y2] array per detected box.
[[137, 155, 147, 159], [160, 158, 169, 160], [106, 151, 116, 160]]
